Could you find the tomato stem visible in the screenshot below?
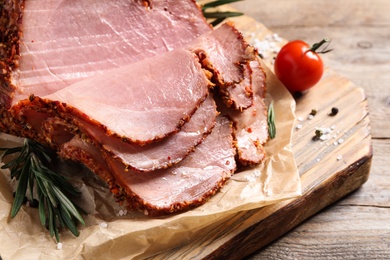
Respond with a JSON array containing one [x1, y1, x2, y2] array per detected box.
[[309, 38, 333, 54]]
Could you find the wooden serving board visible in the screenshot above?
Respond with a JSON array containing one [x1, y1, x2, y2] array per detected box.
[[150, 12, 372, 260]]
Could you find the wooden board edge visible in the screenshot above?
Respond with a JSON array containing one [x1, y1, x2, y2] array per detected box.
[[203, 148, 373, 259]]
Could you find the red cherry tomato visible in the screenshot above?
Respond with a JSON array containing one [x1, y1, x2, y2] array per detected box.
[[274, 39, 330, 93]]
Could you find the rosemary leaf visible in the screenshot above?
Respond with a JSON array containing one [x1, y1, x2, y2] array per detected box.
[[203, 11, 243, 19], [56, 207, 66, 229], [0, 146, 22, 159], [1, 155, 22, 172], [58, 205, 80, 237], [28, 172, 35, 203], [17, 157, 32, 181], [11, 168, 29, 218], [210, 17, 227, 27], [54, 227, 60, 244], [34, 171, 48, 197], [45, 181, 59, 208], [200, 0, 245, 26], [268, 102, 276, 139], [52, 185, 85, 225], [9, 167, 21, 180], [202, 0, 243, 10], [38, 190, 46, 227], [47, 199, 58, 241]]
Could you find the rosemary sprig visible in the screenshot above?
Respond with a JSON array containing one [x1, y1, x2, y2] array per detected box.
[[268, 102, 276, 139], [202, 11, 244, 19], [0, 139, 85, 242], [201, 0, 244, 26], [202, 0, 244, 10]]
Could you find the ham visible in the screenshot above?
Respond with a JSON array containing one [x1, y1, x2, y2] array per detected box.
[[42, 94, 217, 173], [10, 50, 217, 174], [60, 116, 236, 215], [73, 94, 217, 172], [7, 22, 263, 169], [7, 21, 258, 147], [220, 60, 269, 166], [0, 0, 269, 215], [11, 0, 212, 104], [187, 23, 256, 110], [16, 48, 212, 144], [59, 135, 115, 187]]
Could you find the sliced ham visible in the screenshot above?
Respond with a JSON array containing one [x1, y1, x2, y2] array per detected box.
[[221, 62, 253, 110], [7, 22, 262, 164], [58, 136, 117, 193], [41, 94, 217, 173], [0, 0, 270, 216], [99, 95, 217, 172], [220, 60, 268, 166], [11, 0, 211, 105], [60, 116, 236, 215], [2, 0, 213, 142], [21, 49, 211, 144], [187, 23, 256, 110], [7, 20, 257, 147], [115, 116, 236, 215], [12, 66, 217, 171], [72, 94, 217, 172]]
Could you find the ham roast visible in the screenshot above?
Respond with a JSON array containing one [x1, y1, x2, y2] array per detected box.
[[0, 0, 269, 215]]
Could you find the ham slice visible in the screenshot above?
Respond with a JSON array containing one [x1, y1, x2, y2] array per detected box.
[[74, 94, 217, 172], [6, 22, 262, 168], [220, 60, 268, 166], [10, 51, 216, 174], [42, 94, 217, 173], [16, 48, 212, 144], [58, 136, 117, 194], [187, 23, 256, 110], [60, 116, 236, 215], [11, 0, 211, 105]]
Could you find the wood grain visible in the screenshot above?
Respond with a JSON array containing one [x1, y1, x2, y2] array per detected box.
[[229, 0, 390, 259]]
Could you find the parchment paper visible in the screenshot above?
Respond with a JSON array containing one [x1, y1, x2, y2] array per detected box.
[[0, 60, 301, 260]]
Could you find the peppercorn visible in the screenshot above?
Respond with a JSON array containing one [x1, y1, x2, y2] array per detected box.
[[312, 129, 323, 141], [329, 107, 339, 116]]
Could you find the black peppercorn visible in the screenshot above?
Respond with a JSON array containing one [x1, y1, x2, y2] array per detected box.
[[312, 129, 323, 141], [329, 107, 339, 116]]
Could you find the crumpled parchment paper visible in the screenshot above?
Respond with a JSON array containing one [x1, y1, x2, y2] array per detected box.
[[0, 59, 300, 260]]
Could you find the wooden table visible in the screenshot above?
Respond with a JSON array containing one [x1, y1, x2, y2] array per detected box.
[[0, 2, 387, 259], [229, 0, 390, 258]]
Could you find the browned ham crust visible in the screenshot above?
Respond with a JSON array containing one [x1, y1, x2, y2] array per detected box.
[[188, 22, 257, 111]]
